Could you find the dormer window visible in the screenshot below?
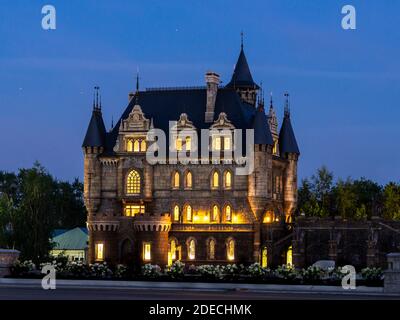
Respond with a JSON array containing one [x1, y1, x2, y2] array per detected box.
[[175, 136, 192, 152], [212, 137, 221, 151], [127, 138, 146, 153]]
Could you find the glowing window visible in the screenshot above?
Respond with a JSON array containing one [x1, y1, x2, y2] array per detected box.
[[175, 138, 183, 151], [140, 140, 147, 152], [209, 239, 216, 260], [212, 171, 219, 188], [133, 140, 140, 152], [224, 136, 231, 150], [225, 205, 232, 222], [224, 171, 232, 189], [273, 140, 278, 155], [186, 205, 193, 221], [227, 239, 235, 261], [287, 246, 293, 266], [188, 239, 195, 260], [173, 205, 180, 222], [170, 240, 177, 260], [173, 171, 180, 188], [96, 243, 104, 261], [263, 211, 275, 224], [212, 205, 219, 222], [127, 140, 133, 152], [185, 136, 191, 151], [185, 171, 192, 188], [262, 247, 268, 268], [124, 204, 145, 217], [126, 170, 140, 194], [213, 137, 221, 150], [143, 243, 151, 261]]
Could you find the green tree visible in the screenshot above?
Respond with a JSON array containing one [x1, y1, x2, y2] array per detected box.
[[311, 166, 333, 217], [298, 178, 322, 217], [382, 182, 400, 220]]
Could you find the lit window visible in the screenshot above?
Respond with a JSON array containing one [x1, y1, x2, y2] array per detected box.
[[287, 246, 293, 266], [224, 136, 231, 150], [188, 239, 195, 260], [173, 205, 180, 222], [170, 240, 176, 260], [127, 140, 133, 152], [126, 170, 141, 194], [212, 137, 221, 150], [96, 243, 104, 261], [185, 136, 191, 151], [173, 171, 180, 188], [273, 141, 278, 155], [140, 140, 147, 152], [262, 247, 268, 268], [175, 138, 183, 151], [212, 205, 219, 222], [134, 140, 140, 152], [224, 171, 232, 189], [263, 211, 275, 224], [185, 171, 192, 188], [143, 243, 151, 261], [227, 239, 235, 261], [186, 205, 192, 222], [225, 205, 232, 222], [212, 171, 219, 188], [209, 239, 216, 260], [124, 204, 145, 217]]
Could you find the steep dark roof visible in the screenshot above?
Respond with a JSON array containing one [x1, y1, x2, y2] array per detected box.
[[279, 114, 300, 155], [226, 48, 259, 89], [253, 106, 273, 145], [103, 87, 258, 155], [82, 109, 106, 147]]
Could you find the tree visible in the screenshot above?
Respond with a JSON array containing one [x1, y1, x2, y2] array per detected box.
[[333, 178, 357, 219], [298, 179, 322, 217], [310, 166, 334, 217], [382, 182, 400, 220]]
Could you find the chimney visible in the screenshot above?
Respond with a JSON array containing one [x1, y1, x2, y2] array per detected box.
[[205, 71, 220, 123]]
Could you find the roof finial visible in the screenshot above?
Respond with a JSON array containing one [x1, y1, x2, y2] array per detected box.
[[284, 92, 290, 117], [111, 116, 114, 130], [94, 86, 100, 110], [135, 69, 140, 104], [270, 92, 273, 109], [240, 31, 244, 50]]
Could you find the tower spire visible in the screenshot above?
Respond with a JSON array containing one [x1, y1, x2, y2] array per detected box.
[[135, 70, 140, 104], [284, 92, 290, 117], [93, 86, 100, 111]]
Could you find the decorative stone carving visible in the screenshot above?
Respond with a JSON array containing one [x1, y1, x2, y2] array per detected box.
[[210, 112, 235, 130], [120, 104, 150, 132]]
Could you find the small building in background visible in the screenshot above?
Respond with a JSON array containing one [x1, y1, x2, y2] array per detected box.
[[50, 227, 88, 262]]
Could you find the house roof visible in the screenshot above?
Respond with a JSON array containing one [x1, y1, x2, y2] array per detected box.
[[52, 227, 88, 251], [253, 106, 274, 145], [226, 47, 259, 89], [279, 114, 300, 155], [82, 109, 106, 147]]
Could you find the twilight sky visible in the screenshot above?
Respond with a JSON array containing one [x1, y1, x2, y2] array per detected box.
[[0, 0, 399, 184]]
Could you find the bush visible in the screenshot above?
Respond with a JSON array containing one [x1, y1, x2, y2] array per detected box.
[[165, 261, 185, 279], [300, 266, 325, 283], [11, 260, 36, 276], [274, 265, 298, 281], [196, 265, 224, 280], [64, 261, 90, 278], [89, 262, 113, 278], [361, 267, 383, 282], [246, 263, 269, 278], [142, 264, 162, 278], [115, 264, 129, 278]]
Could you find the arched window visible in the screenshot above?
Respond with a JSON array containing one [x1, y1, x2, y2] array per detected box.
[[261, 247, 268, 268], [223, 136, 231, 150], [225, 205, 232, 222], [186, 205, 193, 222], [185, 171, 192, 188], [212, 205, 219, 222], [286, 245, 293, 266], [227, 238, 235, 261], [185, 136, 191, 151], [212, 171, 219, 188], [140, 140, 147, 152], [208, 238, 216, 260], [173, 171, 180, 188], [133, 140, 140, 152], [188, 239, 195, 260], [173, 205, 180, 222], [126, 170, 141, 194], [170, 239, 177, 261], [127, 140, 133, 152], [224, 171, 232, 189]]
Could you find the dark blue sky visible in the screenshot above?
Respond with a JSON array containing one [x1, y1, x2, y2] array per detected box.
[[0, 0, 399, 184]]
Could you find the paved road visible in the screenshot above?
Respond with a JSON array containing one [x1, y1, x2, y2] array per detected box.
[[0, 284, 398, 300]]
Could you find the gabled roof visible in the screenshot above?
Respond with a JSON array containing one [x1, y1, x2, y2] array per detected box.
[[226, 47, 259, 89], [253, 106, 274, 145], [52, 227, 88, 251], [103, 87, 258, 155], [279, 113, 300, 155], [82, 109, 106, 147]]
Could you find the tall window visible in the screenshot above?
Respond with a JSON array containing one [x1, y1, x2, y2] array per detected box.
[[140, 140, 147, 152], [170, 240, 177, 260], [126, 170, 141, 194], [212, 137, 222, 150], [208, 239, 216, 260], [225, 205, 232, 222], [175, 138, 183, 151], [173, 205, 180, 222], [224, 171, 232, 189], [173, 171, 180, 188], [127, 140, 133, 152], [133, 140, 140, 152], [96, 243, 104, 261], [212, 171, 219, 188], [286, 246, 293, 266], [186, 205, 193, 222], [262, 247, 268, 268], [124, 204, 145, 217], [185, 136, 191, 151], [227, 239, 235, 261], [188, 239, 195, 260], [185, 171, 192, 188], [212, 205, 219, 222], [224, 136, 231, 150], [143, 243, 151, 261]]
